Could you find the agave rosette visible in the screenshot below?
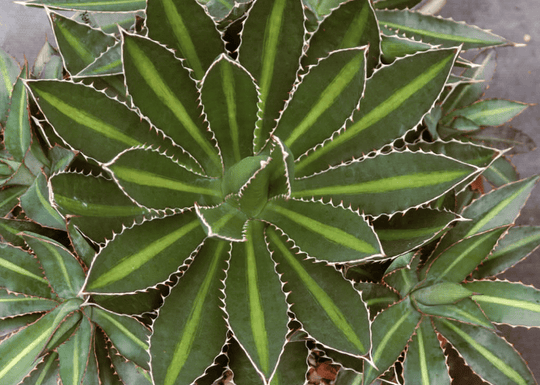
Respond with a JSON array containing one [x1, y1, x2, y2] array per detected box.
[[15, 0, 517, 383]]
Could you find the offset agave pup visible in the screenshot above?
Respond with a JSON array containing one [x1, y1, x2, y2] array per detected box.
[[0, 0, 538, 383]]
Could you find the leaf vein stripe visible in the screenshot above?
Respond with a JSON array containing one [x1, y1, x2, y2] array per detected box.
[[473, 295, 540, 313], [0, 257, 48, 284]]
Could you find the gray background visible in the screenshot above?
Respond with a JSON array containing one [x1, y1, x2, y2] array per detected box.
[[1, 0, 539, 381]]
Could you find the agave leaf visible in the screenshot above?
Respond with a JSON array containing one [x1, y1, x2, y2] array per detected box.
[[261, 198, 381, 263], [269, 340, 309, 384], [302, 0, 379, 73], [20, 351, 59, 385], [474, 226, 540, 278], [0, 243, 54, 298], [0, 290, 58, 319], [376, 10, 508, 50], [266, 226, 371, 357], [277, 48, 367, 159], [151, 238, 228, 385], [27, 80, 163, 164], [1, 158, 35, 188], [19, 172, 66, 230], [23, 232, 86, 299], [465, 280, 540, 328], [0, 47, 20, 126], [363, 297, 422, 385], [483, 156, 519, 187], [4, 65, 31, 162], [226, 221, 288, 380], [294, 48, 458, 176], [403, 317, 450, 385], [51, 172, 150, 243], [434, 318, 536, 385], [409, 139, 499, 168], [412, 282, 473, 306], [49, 11, 116, 75], [195, 202, 248, 241], [373, 0, 422, 10], [414, 298, 494, 330], [19, 0, 145, 11], [0, 313, 42, 339], [355, 282, 401, 318], [424, 227, 508, 284], [265, 136, 294, 199], [0, 218, 63, 248], [293, 151, 477, 216], [0, 186, 27, 216], [107, 147, 222, 211], [108, 341, 153, 385], [380, 34, 431, 63], [93, 287, 164, 316], [76, 40, 122, 77], [88, 326, 124, 385], [121, 32, 221, 176], [67, 222, 96, 267], [33, 42, 64, 80], [466, 126, 537, 155], [383, 256, 419, 297], [228, 336, 266, 384], [239, 0, 305, 153], [44, 309, 83, 350], [85, 212, 206, 294], [78, 11, 140, 34], [443, 99, 529, 128], [88, 306, 150, 370], [0, 299, 81, 385], [373, 208, 458, 257], [200, 54, 258, 171], [145, 0, 224, 80], [57, 315, 93, 385]]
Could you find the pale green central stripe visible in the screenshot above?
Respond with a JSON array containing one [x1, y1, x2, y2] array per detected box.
[[54, 195, 146, 217], [340, 5, 369, 49], [0, 297, 50, 303], [125, 40, 219, 166], [0, 187, 23, 209], [35, 352, 57, 385], [56, 21, 94, 65], [296, 54, 453, 172], [440, 319, 527, 385], [465, 185, 530, 237], [436, 231, 494, 282], [473, 295, 540, 314], [162, 0, 204, 79], [96, 310, 148, 350], [164, 241, 226, 385], [489, 233, 540, 259], [0, 221, 19, 235], [379, 20, 499, 44], [372, 308, 412, 363], [34, 178, 63, 224], [268, 204, 375, 253], [294, 170, 467, 197], [466, 106, 523, 122], [73, 330, 80, 384], [452, 306, 488, 326], [246, 226, 269, 372], [285, 53, 364, 148], [43, 242, 74, 294], [268, 229, 365, 352], [34, 88, 141, 147], [209, 211, 237, 233], [376, 226, 444, 241], [417, 326, 430, 385], [221, 61, 242, 162], [0, 257, 48, 284], [90, 58, 122, 74], [111, 165, 221, 197], [88, 220, 200, 289]]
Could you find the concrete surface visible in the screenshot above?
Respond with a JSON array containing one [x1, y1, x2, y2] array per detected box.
[[1, 0, 539, 382]]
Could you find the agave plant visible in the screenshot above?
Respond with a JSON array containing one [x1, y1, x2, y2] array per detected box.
[[1, 0, 538, 383]]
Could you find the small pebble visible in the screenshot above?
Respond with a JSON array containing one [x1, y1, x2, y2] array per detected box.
[[524, 34, 531, 42]]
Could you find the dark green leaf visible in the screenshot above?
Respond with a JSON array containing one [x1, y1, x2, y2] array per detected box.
[[380, 34, 431, 63], [196, 202, 248, 241], [58, 315, 93, 385], [483, 156, 519, 187], [20, 351, 59, 385], [0, 290, 58, 319], [21, 0, 145, 11], [0, 186, 27, 216], [269, 340, 309, 384], [4, 65, 31, 162]]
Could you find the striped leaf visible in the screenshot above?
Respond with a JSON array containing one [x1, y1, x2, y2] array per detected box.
[[121, 33, 221, 176], [0, 186, 27, 216], [373, 0, 422, 10], [227, 336, 266, 384], [434, 318, 536, 385], [86, 212, 206, 294], [0, 218, 64, 248], [76, 40, 122, 77], [363, 297, 421, 385], [23, 232, 86, 299], [0, 46, 20, 126], [380, 35, 431, 63], [261, 198, 381, 263], [269, 340, 309, 385], [230, 157, 273, 218], [20, 351, 59, 385], [89, 306, 150, 370], [265, 136, 294, 199], [20, 0, 145, 11], [376, 10, 508, 50], [146, 0, 224, 81], [266, 226, 371, 357], [50, 12, 116, 75], [467, 126, 536, 155], [67, 222, 96, 267], [4, 65, 31, 162], [195, 202, 248, 241], [302, 0, 380, 73], [151, 238, 229, 385], [383, 255, 420, 297], [44, 310, 83, 351], [108, 341, 153, 385], [293, 151, 477, 215], [58, 315, 93, 385], [413, 282, 473, 306], [373, 208, 458, 257], [414, 298, 494, 330], [408, 140, 499, 169], [0, 290, 58, 319], [0, 243, 54, 299], [84, 326, 123, 385], [294, 49, 458, 177], [108, 147, 222, 211], [200, 55, 258, 171], [444, 99, 529, 128], [466, 280, 540, 328], [19, 172, 65, 230], [0, 299, 81, 385], [355, 282, 401, 318], [483, 156, 519, 187], [403, 317, 450, 385], [276, 48, 366, 159], [474, 226, 540, 278], [51, 172, 150, 243], [239, 0, 305, 153], [27, 80, 163, 164], [226, 221, 289, 380]]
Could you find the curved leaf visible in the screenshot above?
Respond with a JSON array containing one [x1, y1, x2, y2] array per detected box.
[[195, 202, 248, 241], [444, 99, 529, 128], [0, 186, 27, 216], [19, 172, 65, 230], [58, 315, 93, 385], [76, 41, 122, 77], [20, 351, 59, 385], [0, 290, 58, 319], [4, 65, 31, 162], [0, 46, 20, 126], [414, 298, 493, 330], [380, 34, 431, 63]]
